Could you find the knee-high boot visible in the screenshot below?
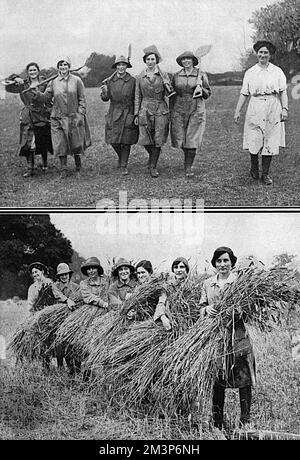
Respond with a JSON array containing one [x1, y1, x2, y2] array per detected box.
[[59, 156, 68, 178], [74, 154, 81, 172], [149, 147, 161, 178], [239, 385, 252, 426], [111, 143, 122, 168], [212, 381, 225, 429], [185, 148, 196, 177], [262, 155, 273, 185], [120, 144, 130, 175], [250, 154, 259, 180]]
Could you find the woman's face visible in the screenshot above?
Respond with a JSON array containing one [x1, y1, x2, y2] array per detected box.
[[31, 267, 44, 282], [145, 54, 157, 70], [58, 61, 70, 75], [215, 253, 232, 276], [181, 57, 193, 69], [257, 47, 271, 65], [136, 266, 150, 284], [59, 273, 70, 284], [173, 262, 188, 281], [118, 266, 130, 282], [27, 66, 39, 79], [87, 266, 98, 278], [116, 62, 127, 74]]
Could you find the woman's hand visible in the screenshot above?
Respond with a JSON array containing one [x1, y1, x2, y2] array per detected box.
[[280, 108, 288, 122], [14, 77, 24, 85], [205, 304, 218, 317], [67, 298, 76, 311], [193, 84, 203, 98], [100, 84, 108, 96], [134, 115, 139, 126], [161, 314, 172, 331], [234, 111, 240, 124]]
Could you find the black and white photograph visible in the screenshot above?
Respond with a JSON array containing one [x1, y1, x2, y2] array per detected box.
[[0, 0, 300, 207], [0, 211, 299, 441], [1, 0, 300, 446]]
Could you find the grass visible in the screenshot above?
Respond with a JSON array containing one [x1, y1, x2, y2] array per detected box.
[[0, 299, 299, 440], [0, 85, 299, 207]]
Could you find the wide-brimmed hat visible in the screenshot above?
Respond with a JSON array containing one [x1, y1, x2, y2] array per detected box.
[[143, 45, 162, 63], [28, 261, 48, 275], [56, 55, 71, 68], [112, 55, 132, 69], [56, 263, 73, 277], [211, 247, 237, 268], [171, 257, 190, 273], [253, 40, 276, 55], [112, 258, 135, 277], [81, 257, 104, 276], [176, 51, 198, 67]]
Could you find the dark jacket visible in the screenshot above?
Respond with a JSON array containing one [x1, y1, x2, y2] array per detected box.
[[101, 72, 138, 145]]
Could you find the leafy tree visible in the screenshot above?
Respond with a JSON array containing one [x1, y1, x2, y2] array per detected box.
[[240, 0, 300, 78], [271, 252, 297, 268], [0, 215, 73, 299], [81, 52, 116, 87]]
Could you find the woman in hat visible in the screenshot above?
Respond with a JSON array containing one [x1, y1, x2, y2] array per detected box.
[[134, 45, 170, 177], [55, 263, 83, 310], [5, 62, 53, 177], [100, 55, 138, 175], [32, 56, 91, 178], [170, 51, 211, 177], [55, 262, 83, 375], [234, 40, 288, 185], [199, 247, 255, 429], [27, 261, 72, 313], [108, 258, 137, 308], [125, 260, 154, 320], [80, 257, 108, 310], [154, 257, 190, 331]]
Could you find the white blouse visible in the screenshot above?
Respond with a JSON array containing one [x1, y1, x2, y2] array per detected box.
[[241, 63, 287, 97]]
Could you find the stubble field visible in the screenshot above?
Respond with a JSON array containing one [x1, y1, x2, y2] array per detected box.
[[0, 85, 299, 208], [0, 299, 299, 440]]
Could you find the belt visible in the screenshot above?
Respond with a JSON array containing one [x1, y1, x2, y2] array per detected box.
[[252, 93, 278, 99]]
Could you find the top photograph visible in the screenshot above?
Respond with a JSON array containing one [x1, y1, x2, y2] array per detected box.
[[1, 0, 300, 209]]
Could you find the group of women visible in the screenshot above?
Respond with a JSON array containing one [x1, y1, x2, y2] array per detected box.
[[27, 246, 255, 429], [7, 39, 288, 184]]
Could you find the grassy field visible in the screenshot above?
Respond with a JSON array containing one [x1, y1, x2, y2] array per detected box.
[[0, 85, 299, 208], [0, 300, 299, 440]]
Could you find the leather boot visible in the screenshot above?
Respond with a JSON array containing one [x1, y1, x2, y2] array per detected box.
[[112, 144, 122, 168], [250, 154, 259, 180], [120, 145, 130, 176], [212, 381, 225, 429], [74, 154, 81, 172], [262, 156, 273, 185], [59, 156, 68, 179], [149, 147, 160, 178], [239, 386, 252, 427], [185, 148, 196, 177]]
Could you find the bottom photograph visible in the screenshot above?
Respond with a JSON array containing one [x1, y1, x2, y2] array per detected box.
[[0, 211, 299, 441]]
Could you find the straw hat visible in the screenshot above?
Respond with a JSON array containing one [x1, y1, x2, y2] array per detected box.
[[28, 261, 48, 275], [81, 257, 104, 276], [56, 263, 73, 276], [143, 45, 162, 63], [112, 55, 132, 69], [56, 56, 71, 68], [112, 258, 135, 277], [176, 51, 198, 67]]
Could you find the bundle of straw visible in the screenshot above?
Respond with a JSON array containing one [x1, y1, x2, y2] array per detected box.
[[153, 267, 300, 412], [54, 304, 107, 360], [97, 268, 299, 414], [9, 303, 69, 361]]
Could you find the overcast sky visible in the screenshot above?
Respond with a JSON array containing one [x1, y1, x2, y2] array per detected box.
[[1, 0, 278, 77], [50, 212, 300, 273]]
